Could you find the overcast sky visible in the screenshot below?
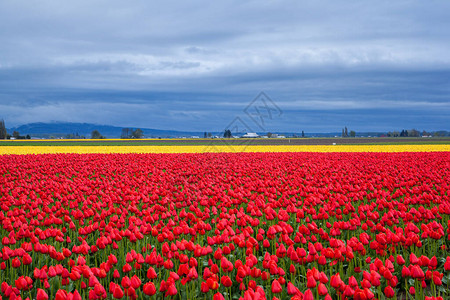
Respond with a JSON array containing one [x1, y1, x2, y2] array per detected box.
[[0, 0, 449, 132]]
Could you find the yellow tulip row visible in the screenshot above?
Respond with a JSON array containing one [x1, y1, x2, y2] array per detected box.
[[1, 144, 449, 155]]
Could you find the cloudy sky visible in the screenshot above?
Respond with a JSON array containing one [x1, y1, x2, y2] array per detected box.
[[0, 0, 449, 132]]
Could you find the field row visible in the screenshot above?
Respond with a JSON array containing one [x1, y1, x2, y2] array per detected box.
[[1, 144, 450, 155], [2, 138, 450, 147], [1, 152, 450, 299]]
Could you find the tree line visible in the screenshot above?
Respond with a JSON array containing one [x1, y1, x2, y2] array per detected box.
[[341, 127, 356, 137], [0, 120, 31, 139], [120, 128, 143, 139], [91, 128, 144, 139], [387, 129, 437, 137]]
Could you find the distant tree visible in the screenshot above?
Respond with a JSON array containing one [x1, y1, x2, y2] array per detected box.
[[421, 130, 431, 137], [401, 129, 410, 137], [204, 132, 207, 138], [350, 130, 356, 137], [132, 129, 144, 139], [302, 131, 305, 138], [434, 131, 449, 137], [341, 128, 345, 137], [91, 130, 104, 139], [345, 127, 348, 137], [0, 119, 7, 139], [409, 129, 420, 137], [13, 131, 20, 139], [388, 131, 401, 137], [207, 132, 212, 138], [26, 134, 31, 139], [267, 132, 272, 138], [121, 128, 131, 139], [223, 129, 232, 138]]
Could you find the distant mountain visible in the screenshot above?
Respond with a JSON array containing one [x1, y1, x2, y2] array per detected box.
[[8, 121, 433, 139], [7, 122, 206, 138]]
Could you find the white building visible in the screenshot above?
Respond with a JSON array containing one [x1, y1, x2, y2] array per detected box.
[[242, 132, 259, 138]]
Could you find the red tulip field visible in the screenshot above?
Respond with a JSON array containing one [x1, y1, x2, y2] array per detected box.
[[1, 152, 450, 300]]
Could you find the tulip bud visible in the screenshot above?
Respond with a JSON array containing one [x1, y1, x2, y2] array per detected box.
[[11, 257, 21, 268], [271, 279, 282, 294], [143, 282, 156, 296], [113, 286, 124, 299]]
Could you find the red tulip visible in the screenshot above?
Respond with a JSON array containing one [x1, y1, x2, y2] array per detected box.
[[23, 254, 32, 265], [306, 276, 317, 288], [36, 288, 48, 300], [411, 265, 424, 279], [287, 282, 299, 295], [70, 270, 81, 281], [330, 273, 343, 289], [303, 289, 314, 300], [15, 276, 28, 290], [354, 289, 366, 300], [11, 257, 21, 268], [213, 293, 225, 300], [55, 289, 68, 300], [384, 286, 395, 298], [166, 284, 177, 296], [147, 267, 158, 280], [122, 263, 132, 273], [432, 272, 443, 286], [0, 151, 449, 300], [201, 281, 209, 293], [143, 282, 156, 296], [72, 290, 82, 300], [271, 279, 282, 294], [410, 253, 419, 265], [121, 276, 131, 289], [401, 265, 411, 277], [429, 256, 438, 270], [318, 283, 328, 295], [113, 286, 124, 299], [207, 278, 219, 290], [221, 275, 232, 287], [130, 275, 141, 289]]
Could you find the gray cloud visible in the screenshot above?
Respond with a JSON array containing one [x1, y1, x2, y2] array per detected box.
[[0, 0, 449, 131]]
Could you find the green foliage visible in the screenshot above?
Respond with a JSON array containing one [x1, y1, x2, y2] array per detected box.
[[91, 130, 104, 139], [132, 128, 144, 139], [0, 119, 7, 139], [224, 129, 232, 138]]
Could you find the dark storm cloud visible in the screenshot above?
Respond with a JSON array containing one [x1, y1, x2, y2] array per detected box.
[[0, 0, 449, 131]]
